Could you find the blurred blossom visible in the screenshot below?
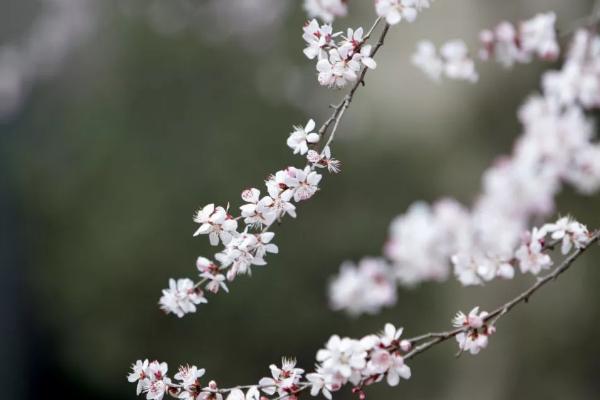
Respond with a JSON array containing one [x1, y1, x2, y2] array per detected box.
[[0, 0, 94, 118]]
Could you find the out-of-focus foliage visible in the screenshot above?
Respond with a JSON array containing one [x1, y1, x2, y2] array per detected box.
[[1, 1, 600, 399]]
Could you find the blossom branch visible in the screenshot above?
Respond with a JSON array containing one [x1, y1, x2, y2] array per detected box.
[[130, 228, 599, 400], [162, 11, 398, 317], [320, 22, 391, 152], [403, 229, 600, 361]]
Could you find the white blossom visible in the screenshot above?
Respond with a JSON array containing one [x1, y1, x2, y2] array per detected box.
[[456, 325, 495, 355], [259, 358, 304, 396], [159, 279, 207, 318], [287, 119, 320, 155], [143, 361, 171, 400], [283, 166, 322, 202], [515, 228, 553, 275], [385, 354, 411, 386], [543, 217, 591, 254], [412, 40, 478, 82], [452, 306, 489, 329], [193, 204, 239, 246], [329, 258, 397, 316], [317, 48, 361, 88], [240, 188, 277, 228], [175, 364, 205, 399], [303, 20, 336, 60], [316, 335, 368, 384], [375, 0, 432, 25], [307, 146, 341, 173], [479, 13, 559, 68], [303, 0, 347, 23], [520, 12, 559, 61], [306, 370, 333, 399], [128, 359, 150, 395], [440, 40, 478, 82], [411, 40, 443, 81]]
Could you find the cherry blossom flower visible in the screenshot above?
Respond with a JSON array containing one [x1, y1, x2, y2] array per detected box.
[[175, 365, 206, 399], [307, 146, 341, 173], [259, 358, 304, 397], [159, 279, 207, 318], [329, 258, 397, 316], [412, 40, 478, 82], [283, 166, 322, 202], [456, 325, 495, 355], [287, 119, 320, 155], [339, 27, 377, 69], [385, 354, 411, 386], [452, 306, 489, 329], [303, 20, 336, 60], [316, 335, 369, 384], [193, 204, 239, 246], [196, 256, 228, 293], [520, 12, 559, 61], [440, 40, 478, 82], [543, 30, 600, 108], [375, 0, 432, 25], [515, 228, 553, 275], [143, 361, 171, 400], [240, 188, 277, 228], [317, 48, 361, 88], [479, 22, 526, 67], [565, 144, 600, 194], [378, 323, 403, 347], [303, 0, 347, 23], [306, 370, 334, 399], [411, 40, 443, 81], [128, 359, 150, 395], [543, 217, 591, 254], [479, 13, 559, 68]]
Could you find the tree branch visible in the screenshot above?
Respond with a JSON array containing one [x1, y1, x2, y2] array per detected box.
[[403, 230, 600, 361]]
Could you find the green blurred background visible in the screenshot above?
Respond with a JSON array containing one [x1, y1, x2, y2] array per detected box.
[[2, 1, 600, 399]]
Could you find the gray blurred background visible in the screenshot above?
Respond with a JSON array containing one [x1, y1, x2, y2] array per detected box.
[[2, 1, 600, 399]]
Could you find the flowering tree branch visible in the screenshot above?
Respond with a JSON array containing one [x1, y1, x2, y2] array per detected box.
[[403, 229, 600, 361], [129, 226, 599, 400], [129, 2, 600, 400], [318, 18, 388, 147]]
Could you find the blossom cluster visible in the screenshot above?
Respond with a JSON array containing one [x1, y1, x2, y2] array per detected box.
[[303, 0, 348, 23], [163, 0, 437, 317], [331, 211, 592, 314], [129, 314, 506, 400], [412, 12, 559, 82], [330, 9, 600, 314], [128, 323, 414, 400], [329, 16, 600, 315], [159, 117, 341, 317], [303, 0, 434, 26], [302, 1, 435, 88], [411, 40, 479, 82], [479, 12, 559, 67], [375, 0, 434, 25], [328, 258, 397, 316], [303, 19, 377, 88]]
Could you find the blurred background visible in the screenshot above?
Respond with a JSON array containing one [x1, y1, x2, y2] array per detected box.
[[2, 0, 600, 399]]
